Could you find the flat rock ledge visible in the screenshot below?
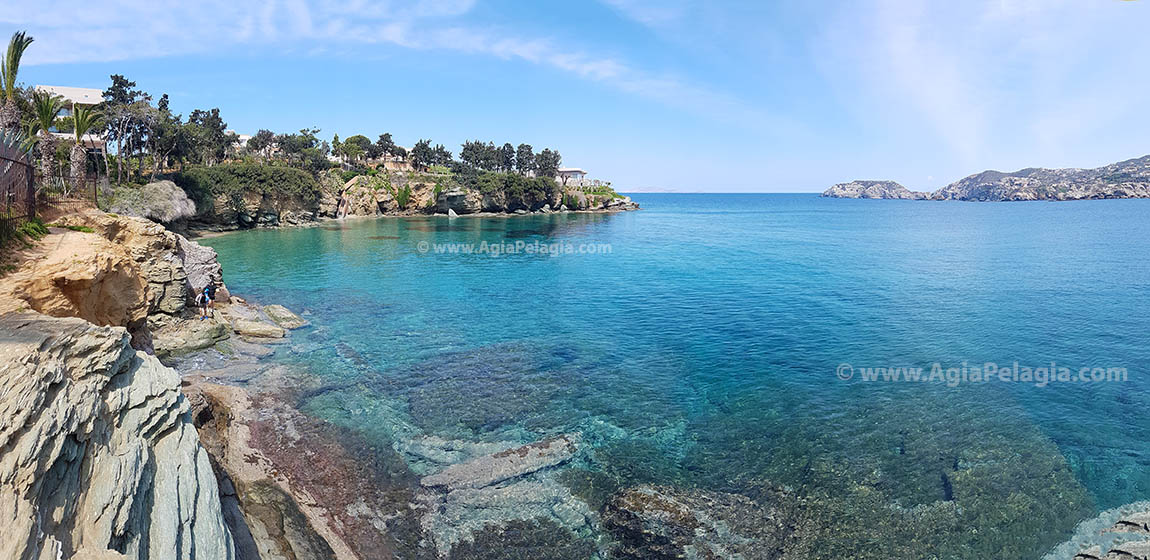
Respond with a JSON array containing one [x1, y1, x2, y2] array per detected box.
[[420, 434, 580, 491]]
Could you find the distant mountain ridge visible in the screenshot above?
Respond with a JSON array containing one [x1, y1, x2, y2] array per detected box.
[[823, 154, 1150, 201]]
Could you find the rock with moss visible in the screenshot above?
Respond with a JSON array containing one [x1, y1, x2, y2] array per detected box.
[[107, 180, 198, 223]]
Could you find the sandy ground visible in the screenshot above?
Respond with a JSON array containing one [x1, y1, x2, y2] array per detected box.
[[0, 226, 96, 315]]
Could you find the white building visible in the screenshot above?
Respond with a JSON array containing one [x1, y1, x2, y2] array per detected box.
[[556, 167, 587, 185]]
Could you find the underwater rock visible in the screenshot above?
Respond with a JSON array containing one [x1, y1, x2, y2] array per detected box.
[[602, 484, 795, 560], [421, 434, 580, 490]]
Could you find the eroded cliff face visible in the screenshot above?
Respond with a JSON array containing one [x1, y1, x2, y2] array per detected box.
[[0, 211, 229, 354], [0, 313, 236, 560]]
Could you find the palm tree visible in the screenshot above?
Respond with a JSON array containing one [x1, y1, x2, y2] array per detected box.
[[0, 31, 33, 131], [70, 104, 102, 191], [31, 90, 65, 184]]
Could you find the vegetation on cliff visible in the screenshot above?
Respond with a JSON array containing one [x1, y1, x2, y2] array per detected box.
[[175, 162, 319, 215]]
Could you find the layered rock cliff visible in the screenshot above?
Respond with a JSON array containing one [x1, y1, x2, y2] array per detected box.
[[0, 313, 236, 560], [822, 154, 1150, 201]]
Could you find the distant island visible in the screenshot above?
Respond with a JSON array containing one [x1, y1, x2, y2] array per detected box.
[[823, 154, 1150, 201]]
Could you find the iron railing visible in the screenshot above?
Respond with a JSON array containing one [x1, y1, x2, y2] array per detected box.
[[1, 153, 36, 237]]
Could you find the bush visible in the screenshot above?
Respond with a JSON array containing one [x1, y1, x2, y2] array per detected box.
[[175, 163, 319, 216], [456, 171, 559, 209], [0, 216, 49, 250]]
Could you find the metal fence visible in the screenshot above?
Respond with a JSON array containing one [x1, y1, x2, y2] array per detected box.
[[36, 171, 101, 214], [1, 153, 35, 236]]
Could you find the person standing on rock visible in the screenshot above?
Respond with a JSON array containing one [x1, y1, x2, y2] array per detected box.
[[196, 284, 216, 320]]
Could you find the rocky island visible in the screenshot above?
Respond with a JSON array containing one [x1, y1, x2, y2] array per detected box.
[[821, 180, 930, 200], [823, 154, 1150, 201]]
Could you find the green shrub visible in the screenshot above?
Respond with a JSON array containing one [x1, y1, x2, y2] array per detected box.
[[174, 163, 319, 216], [0, 216, 49, 250], [47, 223, 95, 233], [393, 184, 413, 210]]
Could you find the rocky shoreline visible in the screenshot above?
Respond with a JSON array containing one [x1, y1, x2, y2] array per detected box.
[[178, 169, 639, 233], [823, 154, 1150, 201]]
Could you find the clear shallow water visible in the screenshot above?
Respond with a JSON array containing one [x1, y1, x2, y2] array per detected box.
[[204, 194, 1150, 557]]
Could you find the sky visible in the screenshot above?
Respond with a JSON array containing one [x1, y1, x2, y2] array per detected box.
[[4, 0, 1149, 192]]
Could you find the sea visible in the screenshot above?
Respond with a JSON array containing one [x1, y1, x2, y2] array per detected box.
[[202, 193, 1150, 558]]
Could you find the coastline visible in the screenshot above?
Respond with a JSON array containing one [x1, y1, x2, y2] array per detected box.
[[185, 204, 640, 239]]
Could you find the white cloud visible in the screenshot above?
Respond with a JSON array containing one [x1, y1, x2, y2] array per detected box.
[[813, 0, 1150, 169], [3, 0, 777, 133]]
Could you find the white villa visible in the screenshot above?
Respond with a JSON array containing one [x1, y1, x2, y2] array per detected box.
[[556, 168, 587, 184], [34, 85, 107, 155], [556, 167, 610, 189]]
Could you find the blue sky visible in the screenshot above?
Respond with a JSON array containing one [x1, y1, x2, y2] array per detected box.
[[5, 0, 1149, 192]]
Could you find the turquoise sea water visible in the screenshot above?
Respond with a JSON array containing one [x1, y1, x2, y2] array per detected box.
[[204, 194, 1150, 557]]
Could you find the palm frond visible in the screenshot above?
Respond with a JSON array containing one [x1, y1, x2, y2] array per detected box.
[[30, 90, 64, 134], [72, 104, 103, 144], [2, 31, 34, 101]]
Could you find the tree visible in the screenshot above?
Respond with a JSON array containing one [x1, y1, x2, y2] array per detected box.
[[70, 104, 102, 190], [515, 143, 535, 175], [185, 108, 228, 166], [460, 140, 483, 169], [373, 133, 398, 160], [146, 93, 189, 179], [536, 148, 561, 179], [432, 143, 453, 167], [331, 133, 342, 163], [273, 128, 330, 175], [30, 90, 64, 181], [247, 129, 275, 161], [0, 31, 33, 131], [411, 139, 433, 171], [343, 134, 371, 164], [500, 143, 515, 172], [102, 75, 150, 182]]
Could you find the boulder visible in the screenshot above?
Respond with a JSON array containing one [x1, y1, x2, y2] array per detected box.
[[0, 314, 235, 560], [106, 179, 197, 223], [232, 319, 286, 339], [263, 304, 308, 329], [176, 235, 228, 302], [151, 315, 231, 359]]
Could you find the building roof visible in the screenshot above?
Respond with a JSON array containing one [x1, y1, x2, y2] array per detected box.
[[35, 85, 104, 105], [557, 168, 587, 174]]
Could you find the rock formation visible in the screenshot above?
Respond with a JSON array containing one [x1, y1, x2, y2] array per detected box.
[[0, 211, 225, 352], [107, 180, 198, 223], [823, 154, 1150, 201], [0, 314, 236, 560], [822, 180, 930, 199]]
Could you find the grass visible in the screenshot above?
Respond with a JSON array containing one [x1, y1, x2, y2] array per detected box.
[[47, 223, 95, 233]]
